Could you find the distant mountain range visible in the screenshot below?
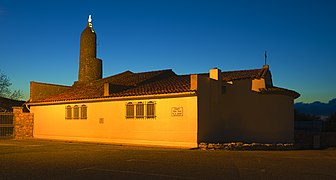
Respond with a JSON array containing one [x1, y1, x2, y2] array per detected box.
[[295, 98, 336, 116]]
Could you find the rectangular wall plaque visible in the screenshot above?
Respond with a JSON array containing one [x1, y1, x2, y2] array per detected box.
[[171, 107, 183, 116]]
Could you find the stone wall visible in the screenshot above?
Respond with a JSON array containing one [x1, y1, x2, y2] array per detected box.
[[13, 107, 34, 139]]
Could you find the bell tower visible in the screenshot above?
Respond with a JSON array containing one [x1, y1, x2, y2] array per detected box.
[[78, 15, 102, 84]]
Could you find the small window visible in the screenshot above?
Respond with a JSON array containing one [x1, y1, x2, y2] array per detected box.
[[136, 102, 144, 118], [80, 105, 87, 119], [73, 105, 79, 119], [146, 101, 155, 118], [65, 105, 72, 119], [126, 102, 134, 118]]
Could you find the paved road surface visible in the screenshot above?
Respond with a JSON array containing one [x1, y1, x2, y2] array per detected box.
[[1, 139, 336, 180]]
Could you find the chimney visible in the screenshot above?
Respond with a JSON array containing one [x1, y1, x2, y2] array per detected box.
[[209, 68, 221, 81], [104, 83, 109, 96], [190, 74, 198, 90]]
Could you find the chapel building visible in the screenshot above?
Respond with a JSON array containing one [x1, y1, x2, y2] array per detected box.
[[27, 17, 300, 148]]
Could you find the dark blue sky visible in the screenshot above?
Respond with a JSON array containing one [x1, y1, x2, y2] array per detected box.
[[1, 0, 335, 102]]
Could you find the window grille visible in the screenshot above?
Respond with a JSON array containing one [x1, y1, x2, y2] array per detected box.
[[136, 102, 144, 118], [80, 105, 87, 119], [65, 105, 72, 119], [146, 101, 155, 118], [126, 102, 134, 118], [73, 105, 79, 119]]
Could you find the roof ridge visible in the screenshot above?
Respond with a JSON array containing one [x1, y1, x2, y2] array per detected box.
[[133, 69, 173, 75], [255, 67, 269, 79], [30, 81, 71, 88], [135, 69, 177, 86], [221, 68, 261, 74], [178, 68, 263, 76], [101, 70, 134, 80]]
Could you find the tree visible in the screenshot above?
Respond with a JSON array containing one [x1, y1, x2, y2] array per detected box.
[[0, 70, 24, 100]]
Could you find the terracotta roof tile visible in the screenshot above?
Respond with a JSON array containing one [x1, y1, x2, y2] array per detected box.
[[39, 69, 184, 102], [31, 66, 295, 103], [112, 75, 192, 97], [259, 87, 300, 99], [221, 68, 267, 81], [196, 68, 268, 82]]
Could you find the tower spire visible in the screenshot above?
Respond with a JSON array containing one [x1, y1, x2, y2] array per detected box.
[[77, 16, 102, 84]]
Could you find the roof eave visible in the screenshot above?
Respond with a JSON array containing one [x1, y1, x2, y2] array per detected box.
[[258, 87, 300, 99], [27, 91, 197, 106]]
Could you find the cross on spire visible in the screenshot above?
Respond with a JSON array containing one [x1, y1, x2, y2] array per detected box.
[[264, 50, 267, 65]]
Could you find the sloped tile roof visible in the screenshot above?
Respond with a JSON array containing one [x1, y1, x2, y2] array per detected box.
[[39, 69, 190, 102], [30, 66, 294, 103], [221, 68, 268, 81], [195, 67, 269, 82], [112, 75, 191, 97], [259, 87, 300, 99]]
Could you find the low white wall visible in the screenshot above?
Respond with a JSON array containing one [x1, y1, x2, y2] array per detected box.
[[198, 78, 294, 144]]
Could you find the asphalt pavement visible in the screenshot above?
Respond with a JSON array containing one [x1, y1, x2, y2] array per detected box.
[[1, 139, 336, 180]]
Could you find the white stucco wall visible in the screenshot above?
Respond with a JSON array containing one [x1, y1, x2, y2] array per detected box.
[[30, 95, 198, 148], [219, 79, 294, 143], [197, 76, 295, 144]]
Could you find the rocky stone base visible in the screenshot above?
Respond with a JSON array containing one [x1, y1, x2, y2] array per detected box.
[[198, 142, 294, 151]]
